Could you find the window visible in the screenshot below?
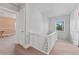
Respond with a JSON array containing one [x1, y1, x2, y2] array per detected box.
[[56, 20, 64, 31]]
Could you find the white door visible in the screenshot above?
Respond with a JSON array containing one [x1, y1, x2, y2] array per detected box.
[[16, 7, 26, 47]]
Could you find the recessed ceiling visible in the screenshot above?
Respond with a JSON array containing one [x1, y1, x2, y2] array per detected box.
[[30, 3, 78, 17]]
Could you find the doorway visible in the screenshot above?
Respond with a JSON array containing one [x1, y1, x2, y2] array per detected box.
[[0, 16, 18, 55]]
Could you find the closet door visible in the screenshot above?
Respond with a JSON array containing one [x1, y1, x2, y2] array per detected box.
[[16, 7, 26, 47], [70, 5, 79, 46]]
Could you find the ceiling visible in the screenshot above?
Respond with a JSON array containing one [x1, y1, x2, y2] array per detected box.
[[10, 3, 25, 9], [30, 3, 78, 17], [0, 3, 25, 12], [0, 3, 78, 18]]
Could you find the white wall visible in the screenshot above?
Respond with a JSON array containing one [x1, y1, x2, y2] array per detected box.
[[26, 4, 30, 44], [26, 4, 30, 35], [49, 15, 70, 41], [42, 14, 49, 34], [30, 6, 49, 34], [49, 18, 56, 34], [30, 8, 43, 34]]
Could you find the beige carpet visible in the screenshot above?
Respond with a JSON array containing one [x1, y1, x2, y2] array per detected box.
[[15, 40, 79, 55], [0, 35, 18, 55], [50, 40, 79, 55]]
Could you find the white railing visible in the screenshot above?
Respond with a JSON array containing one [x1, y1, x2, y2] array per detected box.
[[47, 32, 57, 54], [30, 32, 57, 54]]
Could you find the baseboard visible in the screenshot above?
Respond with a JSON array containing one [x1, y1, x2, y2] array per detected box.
[[24, 44, 31, 48], [20, 44, 31, 49]]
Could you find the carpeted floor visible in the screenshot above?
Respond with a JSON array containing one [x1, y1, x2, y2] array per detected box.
[[15, 40, 79, 55], [50, 40, 79, 55], [0, 35, 18, 55]]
